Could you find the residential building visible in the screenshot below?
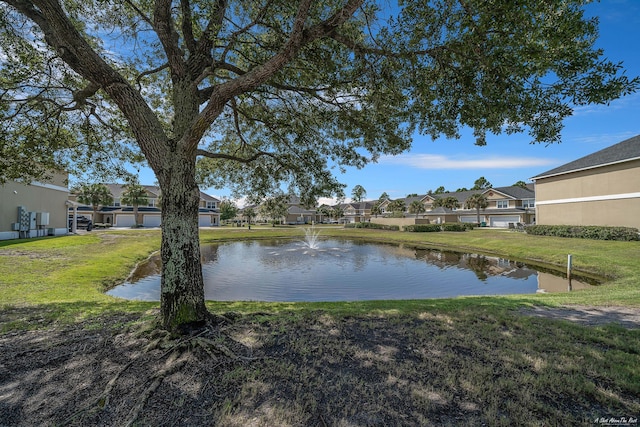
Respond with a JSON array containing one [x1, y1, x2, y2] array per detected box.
[[281, 196, 323, 224], [340, 201, 375, 223], [374, 185, 535, 228], [531, 135, 640, 229], [69, 184, 220, 228], [0, 171, 70, 240]]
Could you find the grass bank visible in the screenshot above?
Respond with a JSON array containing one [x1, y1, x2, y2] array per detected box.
[[1, 226, 639, 326], [1, 227, 639, 425]]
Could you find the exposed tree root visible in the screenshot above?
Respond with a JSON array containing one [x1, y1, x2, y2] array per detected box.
[[61, 315, 255, 426], [123, 351, 190, 427]]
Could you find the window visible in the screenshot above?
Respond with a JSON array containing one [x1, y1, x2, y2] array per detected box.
[[206, 201, 216, 209], [497, 200, 509, 209], [522, 199, 535, 209], [114, 199, 121, 207], [148, 199, 156, 207]]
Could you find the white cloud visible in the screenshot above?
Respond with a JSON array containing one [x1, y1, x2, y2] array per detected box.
[[570, 131, 639, 146], [378, 154, 556, 170]]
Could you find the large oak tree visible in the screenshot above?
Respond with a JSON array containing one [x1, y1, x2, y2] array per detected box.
[[1, 0, 637, 331]]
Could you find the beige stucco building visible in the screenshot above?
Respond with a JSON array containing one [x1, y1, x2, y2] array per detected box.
[[531, 135, 640, 229], [0, 171, 70, 240]]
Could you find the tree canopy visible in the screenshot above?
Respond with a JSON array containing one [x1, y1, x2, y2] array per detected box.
[[408, 200, 426, 218], [471, 177, 492, 190], [464, 193, 489, 224], [351, 185, 367, 203], [2, 0, 638, 330], [219, 199, 238, 222], [432, 196, 460, 210], [74, 183, 113, 214]]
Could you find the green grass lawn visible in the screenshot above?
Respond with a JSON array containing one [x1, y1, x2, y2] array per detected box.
[[1, 226, 638, 327], [1, 227, 638, 425]]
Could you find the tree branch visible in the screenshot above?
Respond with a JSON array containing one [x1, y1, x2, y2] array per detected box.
[[122, 0, 154, 28], [195, 148, 274, 164], [153, 0, 187, 80], [180, 0, 197, 54], [136, 63, 170, 90], [330, 32, 440, 59], [189, 0, 365, 146]]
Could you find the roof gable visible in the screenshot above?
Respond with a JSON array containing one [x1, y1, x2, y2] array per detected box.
[[532, 135, 640, 180], [485, 186, 535, 200]]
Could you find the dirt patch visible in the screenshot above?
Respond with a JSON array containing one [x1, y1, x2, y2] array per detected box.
[[1, 308, 638, 426], [519, 305, 640, 329]]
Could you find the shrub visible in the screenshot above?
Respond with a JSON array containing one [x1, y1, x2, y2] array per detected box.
[[441, 223, 468, 232], [404, 223, 470, 232], [345, 222, 400, 231], [404, 224, 442, 232], [525, 225, 640, 241]]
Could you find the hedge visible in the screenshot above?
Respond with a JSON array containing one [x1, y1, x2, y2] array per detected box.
[[525, 225, 640, 241], [403, 224, 442, 232], [404, 223, 471, 232], [442, 223, 469, 232], [344, 222, 400, 231]]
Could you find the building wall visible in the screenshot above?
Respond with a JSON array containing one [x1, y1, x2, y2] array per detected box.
[[370, 218, 431, 227], [534, 159, 640, 229], [0, 172, 70, 240]]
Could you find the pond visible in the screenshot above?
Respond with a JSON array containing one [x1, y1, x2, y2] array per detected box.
[[107, 238, 595, 302]]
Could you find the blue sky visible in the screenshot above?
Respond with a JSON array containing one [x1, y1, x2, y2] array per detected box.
[[138, 0, 640, 204]]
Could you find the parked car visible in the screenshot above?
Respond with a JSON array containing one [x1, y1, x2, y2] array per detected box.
[[68, 215, 93, 231]]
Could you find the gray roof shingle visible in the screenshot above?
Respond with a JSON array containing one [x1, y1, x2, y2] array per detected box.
[[532, 135, 640, 180]]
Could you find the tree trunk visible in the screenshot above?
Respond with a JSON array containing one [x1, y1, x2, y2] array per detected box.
[[158, 151, 208, 331]]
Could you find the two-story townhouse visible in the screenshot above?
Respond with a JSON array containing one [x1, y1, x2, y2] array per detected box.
[[70, 184, 220, 228], [422, 186, 535, 227], [531, 135, 640, 229], [341, 201, 375, 223]]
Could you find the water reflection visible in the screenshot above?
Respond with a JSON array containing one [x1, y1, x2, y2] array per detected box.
[[108, 239, 595, 302]]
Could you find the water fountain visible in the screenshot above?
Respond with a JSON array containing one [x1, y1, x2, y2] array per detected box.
[[302, 226, 321, 249]]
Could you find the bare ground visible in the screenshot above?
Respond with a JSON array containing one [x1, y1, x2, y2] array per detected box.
[[1, 305, 639, 426]]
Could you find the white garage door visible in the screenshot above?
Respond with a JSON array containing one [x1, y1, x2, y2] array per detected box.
[[199, 215, 212, 227], [143, 215, 162, 227], [490, 216, 520, 228], [460, 216, 477, 223], [116, 214, 136, 227]]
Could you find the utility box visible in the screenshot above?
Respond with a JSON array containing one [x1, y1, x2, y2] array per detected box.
[[11, 223, 20, 231], [36, 212, 50, 226], [17, 206, 30, 231], [28, 212, 37, 230]]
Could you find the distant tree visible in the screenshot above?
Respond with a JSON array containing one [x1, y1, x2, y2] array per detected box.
[[513, 180, 529, 188], [351, 185, 367, 203], [371, 201, 382, 218], [434, 186, 447, 194], [464, 193, 489, 225], [220, 199, 238, 224], [472, 177, 493, 190], [317, 205, 332, 223], [387, 199, 407, 216], [75, 183, 113, 222], [406, 193, 419, 197], [121, 181, 149, 227], [331, 205, 345, 223], [455, 187, 469, 192], [378, 192, 390, 202], [261, 195, 289, 226], [409, 200, 426, 218], [243, 207, 256, 227], [432, 196, 460, 210]]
